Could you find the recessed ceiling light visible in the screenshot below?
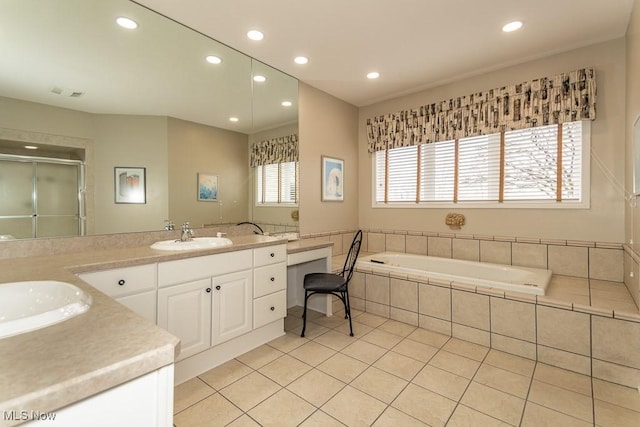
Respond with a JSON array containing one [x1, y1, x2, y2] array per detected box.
[[205, 55, 222, 64], [367, 71, 380, 79], [116, 17, 138, 29], [247, 30, 264, 41], [502, 21, 523, 32], [24, 145, 38, 150], [253, 75, 267, 82], [229, 117, 239, 122], [294, 56, 309, 65], [281, 101, 292, 107]]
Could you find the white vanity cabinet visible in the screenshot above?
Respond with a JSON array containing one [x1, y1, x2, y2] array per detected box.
[[253, 245, 287, 329], [77, 264, 157, 323]]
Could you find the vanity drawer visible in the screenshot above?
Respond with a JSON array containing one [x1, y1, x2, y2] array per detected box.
[[158, 249, 252, 287], [253, 290, 286, 329], [78, 264, 157, 298], [253, 262, 286, 298], [253, 244, 287, 267]]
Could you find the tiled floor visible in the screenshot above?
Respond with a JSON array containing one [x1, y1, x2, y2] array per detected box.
[[174, 307, 640, 427]]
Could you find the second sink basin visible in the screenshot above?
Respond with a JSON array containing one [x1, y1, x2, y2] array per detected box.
[[0, 280, 92, 339], [151, 237, 233, 251]]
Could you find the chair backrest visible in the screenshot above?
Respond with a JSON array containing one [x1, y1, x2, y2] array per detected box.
[[341, 230, 363, 284]]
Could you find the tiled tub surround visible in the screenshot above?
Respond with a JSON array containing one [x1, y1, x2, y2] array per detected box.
[[298, 230, 640, 389]]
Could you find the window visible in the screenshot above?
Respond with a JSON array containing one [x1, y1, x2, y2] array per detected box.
[[256, 161, 299, 205], [374, 121, 588, 207]]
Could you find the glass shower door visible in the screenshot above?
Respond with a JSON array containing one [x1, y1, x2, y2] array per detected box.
[[35, 162, 81, 238], [0, 159, 34, 239]]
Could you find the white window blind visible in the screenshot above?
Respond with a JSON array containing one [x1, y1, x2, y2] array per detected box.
[[374, 120, 587, 207], [256, 161, 298, 205]]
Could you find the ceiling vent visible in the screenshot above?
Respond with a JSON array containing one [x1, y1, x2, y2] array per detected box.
[[50, 87, 84, 98]]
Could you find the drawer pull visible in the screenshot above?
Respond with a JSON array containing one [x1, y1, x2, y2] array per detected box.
[[270, 252, 275, 257], [270, 306, 275, 311], [215, 285, 221, 290], [118, 279, 125, 286], [270, 277, 275, 282], [206, 288, 212, 293]]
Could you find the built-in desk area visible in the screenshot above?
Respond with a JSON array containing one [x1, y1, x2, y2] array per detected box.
[[286, 239, 334, 315]]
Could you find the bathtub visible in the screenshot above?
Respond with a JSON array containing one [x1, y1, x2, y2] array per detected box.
[[356, 252, 552, 296]]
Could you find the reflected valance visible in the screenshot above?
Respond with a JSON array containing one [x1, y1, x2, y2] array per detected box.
[[250, 134, 298, 167], [366, 68, 596, 153]]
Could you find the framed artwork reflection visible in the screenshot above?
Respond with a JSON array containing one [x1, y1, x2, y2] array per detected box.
[[198, 173, 219, 201], [321, 156, 344, 202], [114, 167, 146, 204]]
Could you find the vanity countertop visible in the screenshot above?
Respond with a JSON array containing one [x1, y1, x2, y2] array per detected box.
[[0, 234, 306, 423]]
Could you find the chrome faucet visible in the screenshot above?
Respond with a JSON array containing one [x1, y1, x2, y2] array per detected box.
[[164, 220, 175, 231], [236, 221, 264, 235], [179, 222, 195, 241]]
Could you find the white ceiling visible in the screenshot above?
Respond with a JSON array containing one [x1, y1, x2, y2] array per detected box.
[[136, 0, 635, 107]]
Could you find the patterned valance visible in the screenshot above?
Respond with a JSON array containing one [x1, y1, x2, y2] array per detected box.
[[366, 68, 596, 153], [250, 134, 298, 167]]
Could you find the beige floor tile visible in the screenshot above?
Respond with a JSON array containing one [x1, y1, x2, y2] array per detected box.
[[219, 371, 281, 412], [312, 314, 350, 329], [594, 399, 640, 427], [226, 414, 261, 427], [429, 350, 481, 379], [322, 385, 387, 427], [288, 306, 305, 316], [355, 312, 390, 328], [378, 319, 417, 337], [267, 331, 308, 353], [361, 328, 404, 349], [521, 402, 592, 427], [173, 393, 243, 427], [236, 344, 284, 370], [350, 366, 408, 404], [334, 319, 373, 337], [483, 349, 536, 377], [173, 377, 215, 414], [198, 359, 253, 390], [287, 368, 346, 407], [284, 314, 304, 331], [289, 340, 337, 366], [258, 354, 312, 386], [406, 328, 450, 348], [527, 379, 593, 423], [391, 383, 456, 427], [392, 338, 439, 362], [318, 352, 369, 383], [473, 364, 531, 399], [447, 404, 512, 427], [341, 339, 388, 364], [534, 362, 592, 396], [460, 382, 525, 425], [314, 330, 357, 350], [372, 407, 427, 426], [442, 338, 489, 361], [248, 388, 315, 427], [299, 410, 345, 427], [294, 322, 331, 340], [373, 351, 425, 380], [411, 364, 470, 401], [593, 379, 640, 412]]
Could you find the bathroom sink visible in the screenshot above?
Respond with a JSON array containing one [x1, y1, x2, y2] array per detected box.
[[0, 280, 92, 339], [150, 237, 233, 251]]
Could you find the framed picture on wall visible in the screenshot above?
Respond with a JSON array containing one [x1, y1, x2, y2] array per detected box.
[[198, 173, 219, 201], [321, 156, 344, 202], [114, 167, 146, 204]]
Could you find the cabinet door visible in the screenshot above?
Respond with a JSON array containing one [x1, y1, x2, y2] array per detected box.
[[212, 270, 252, 345], [158, 278, 212, 360], [117, 290, 156, 323]]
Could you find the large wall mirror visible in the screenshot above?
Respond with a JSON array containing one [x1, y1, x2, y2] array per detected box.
[[0, 0, 298, 240]]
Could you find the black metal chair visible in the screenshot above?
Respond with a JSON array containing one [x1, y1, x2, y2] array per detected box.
[[300, 230, 363, 337]]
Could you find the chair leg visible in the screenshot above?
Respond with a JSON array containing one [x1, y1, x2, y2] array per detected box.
[[343, 289, 354, 337], [301, 290, 309, 338]]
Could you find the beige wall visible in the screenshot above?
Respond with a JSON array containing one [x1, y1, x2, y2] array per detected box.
[[359, 39, 627, 243], [167, 117, 249, 228], [298, 83, 359, 234], [92, 115, 169, 234], [628, 0, 640, 252], [248, 123, 300, 228]]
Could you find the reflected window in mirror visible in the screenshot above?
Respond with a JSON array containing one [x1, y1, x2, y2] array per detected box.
[[256, 162, 299, 205]]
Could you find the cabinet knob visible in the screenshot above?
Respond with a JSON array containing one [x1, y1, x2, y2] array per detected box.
[[270, 252, 275, 257], [206, 288, 212, 293], [215, 285, 221, 290], [118, 279, 125, 286], [270, 306, 275, 311], [270, 277, 275, 282]]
